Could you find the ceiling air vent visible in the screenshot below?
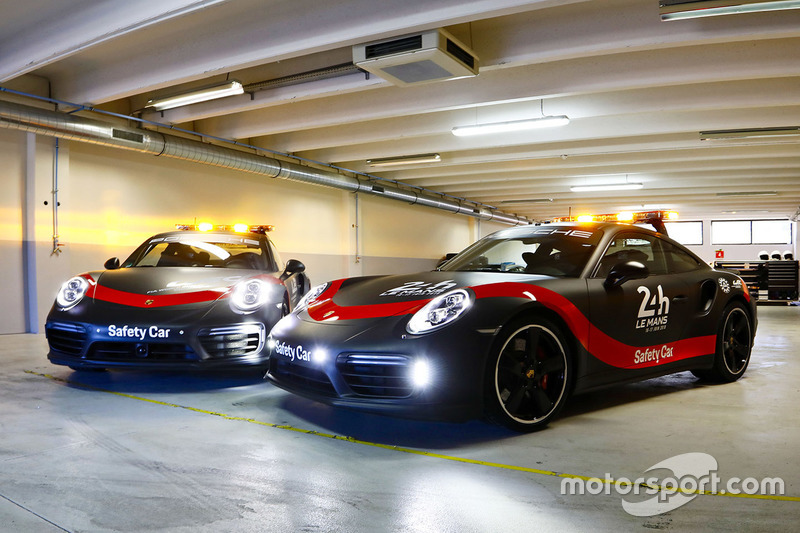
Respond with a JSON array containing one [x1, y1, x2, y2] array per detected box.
[[353, 29, 478, 86], [112, 129, 144, 143]]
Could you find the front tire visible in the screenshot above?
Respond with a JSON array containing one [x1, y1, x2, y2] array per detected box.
[[485, 317, 572, 432]]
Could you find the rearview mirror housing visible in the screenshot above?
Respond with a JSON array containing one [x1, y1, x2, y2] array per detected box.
[[604, 261, 649, 289], [281, 259, 306, 280]]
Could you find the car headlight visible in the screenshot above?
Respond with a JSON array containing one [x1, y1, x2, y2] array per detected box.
[[56, 276, 89, 310], [230, 278, 271, 313], [406, 289, 471, 334], [294, 282, 329, 313]]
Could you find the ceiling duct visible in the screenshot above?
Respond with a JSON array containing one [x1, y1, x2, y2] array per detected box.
[[0, 99, 528, 226], [353, 29, 478, 86]]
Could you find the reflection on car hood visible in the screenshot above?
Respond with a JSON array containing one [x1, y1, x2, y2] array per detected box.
[[330, 271, 555, 307], [85, 267, 261, 308]]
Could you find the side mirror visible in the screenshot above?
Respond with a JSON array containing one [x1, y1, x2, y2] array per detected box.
[[285, 259, 305, 274], [281, 259, 305, 280], [104, 257, 120, 270], [604, 261, 649, 289]]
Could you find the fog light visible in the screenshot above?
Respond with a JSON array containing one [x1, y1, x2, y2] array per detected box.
[[312, 348, 328, 365], [411, 359, 432, 388]]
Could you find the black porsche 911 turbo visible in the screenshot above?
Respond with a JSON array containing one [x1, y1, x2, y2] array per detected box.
[[267, 214, 757, 432], [46, 224, 310, 371]]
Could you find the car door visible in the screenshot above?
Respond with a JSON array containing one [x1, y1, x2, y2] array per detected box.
[[585, 231, 692, 373]]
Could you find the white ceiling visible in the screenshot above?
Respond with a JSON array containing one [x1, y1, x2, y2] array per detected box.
[[2, 0, 799, 222]]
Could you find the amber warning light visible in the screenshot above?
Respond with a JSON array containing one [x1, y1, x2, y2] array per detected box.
[[551, 210, 678, 224], [175, 223, 274, 234]]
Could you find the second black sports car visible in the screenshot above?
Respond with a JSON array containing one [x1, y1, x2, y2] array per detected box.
[[46, 224, 310, 371], [267, 214, 757, 431]]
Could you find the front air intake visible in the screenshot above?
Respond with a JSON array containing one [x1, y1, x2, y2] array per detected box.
[[353, 28, 479, 86]]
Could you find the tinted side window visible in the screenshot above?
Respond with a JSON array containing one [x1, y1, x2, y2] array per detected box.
[[662, 240, 703, 274], [594, 232, 667, 277], [267, 238, 284, 273]]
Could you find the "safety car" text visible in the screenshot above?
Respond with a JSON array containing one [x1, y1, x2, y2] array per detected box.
[[107, 325, 171, 340], [273, 340, 313, 362], [633, 345, 674, 365]]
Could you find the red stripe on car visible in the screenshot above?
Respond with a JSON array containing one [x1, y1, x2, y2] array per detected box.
[[310, 280, 718, 369], [307, 280, 426, 321], [88, 284, 229, 308], [472, 282, 716, 368]]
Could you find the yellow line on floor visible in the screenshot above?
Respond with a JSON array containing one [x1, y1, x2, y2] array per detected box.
[[25, 369, 799, 503]]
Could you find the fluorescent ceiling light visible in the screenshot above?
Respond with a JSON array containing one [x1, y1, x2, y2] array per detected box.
[[146, 80, 244, 111], [571, 182, 643, 192], [700, 127, 800, 140], [452, 115, 569, 137], [366, 153, 442, 167], [716, 191, 778, 197], [499, 198, 554, 204], [660, 0, 800, 20]]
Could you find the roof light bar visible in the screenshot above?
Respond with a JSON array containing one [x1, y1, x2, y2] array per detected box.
[[551, 210, 678, 224], [175, 224, 274, 234]]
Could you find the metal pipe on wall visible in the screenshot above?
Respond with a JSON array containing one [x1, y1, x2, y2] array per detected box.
[[0, 99, 529, 226], [51, 138, 62, 255], [23, 133, 38, 333]]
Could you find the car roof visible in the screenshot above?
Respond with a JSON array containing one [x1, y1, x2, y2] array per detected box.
[[490, 221, 658, 238], [488, 221, 708, 268]]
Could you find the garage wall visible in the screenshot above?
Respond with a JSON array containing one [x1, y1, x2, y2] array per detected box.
[[0, 131, 26, 334], [683, 221, 797, 264], [1, 131, 492, 331], [361, 195, 480, 274]]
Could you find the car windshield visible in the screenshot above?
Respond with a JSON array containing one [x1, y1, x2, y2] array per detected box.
[[124, 234, 269, 270], [439, 226, 602, 277]]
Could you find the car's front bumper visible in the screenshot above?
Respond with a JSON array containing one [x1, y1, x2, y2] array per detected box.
[[45, 298, 281, 370], [265, 313, 495, 421], [46, 319, 269, 370]]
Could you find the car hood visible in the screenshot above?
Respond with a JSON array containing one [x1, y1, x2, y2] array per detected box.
[[306, 271, 555, 321], [85, 267, 262, 308]]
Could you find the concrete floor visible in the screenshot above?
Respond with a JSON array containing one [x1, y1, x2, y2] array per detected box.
[[1, 306, 798, 532]]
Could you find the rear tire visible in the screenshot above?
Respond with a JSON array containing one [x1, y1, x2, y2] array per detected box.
[[699, 302, 752, 382], [485, 317, 572, 432]]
